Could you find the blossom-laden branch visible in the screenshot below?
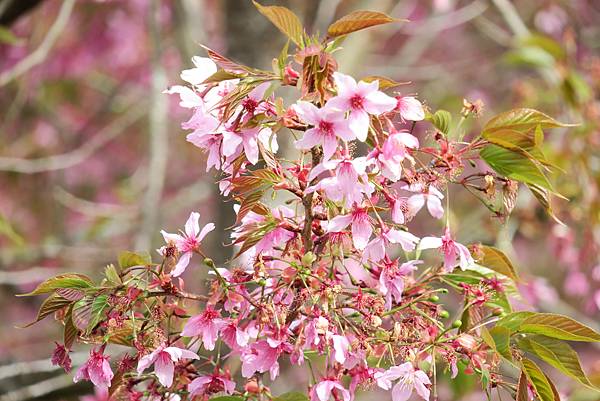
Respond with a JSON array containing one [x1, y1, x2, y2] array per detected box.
[[19, 4, 594, 401]]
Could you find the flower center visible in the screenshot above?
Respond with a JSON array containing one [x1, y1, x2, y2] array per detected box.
[[350, 95, 364, 110], [319, 120, 334, 136]]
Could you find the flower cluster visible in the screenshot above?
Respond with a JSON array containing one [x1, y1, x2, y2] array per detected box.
[[22, 5, 596, 401]]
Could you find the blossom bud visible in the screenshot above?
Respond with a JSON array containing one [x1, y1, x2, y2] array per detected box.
[[428, 295, 440, 302], [439, 310, 450, 319], [302, 252, 316, 267], [492, 307, 504, 316], [204, 258, 215, 268], [452, 320, 463, 328]]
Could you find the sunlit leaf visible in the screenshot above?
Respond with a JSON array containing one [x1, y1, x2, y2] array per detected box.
[[522, 358, 560, 401], [476, 245, 519, 282], [118, 251, 151, 269], [273, 392, 309, 401], [518, 313, 600, 342], [17, 273, 94, 297], [425, 109, 452, 135], [253, 1, 304, 46], [483, 108, 572, 136], [327, 10, 403, 37], [480, 144, 552, 190], [19, 293, 72, 328], [518, 334, 595, 388], [489, 326, 512, 361]]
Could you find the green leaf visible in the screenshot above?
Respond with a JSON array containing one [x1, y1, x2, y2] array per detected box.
[[521, 358, 560, 401], [104, 264, 122, 285], [520, 34, 566, 60], [504, 47, 555, 68], [489, 326, 512, 360], [209, 397, 244, 401], [327, 10, 403, 38], [17, 273, 93, 296], [483, 108, 572, 136], [273, 392, 309, 401], [118, 251, 151, 269], [425, 110, 452, 135], [87, 295, 110, 334], [480, 144, 552, 190], [19, 293, 72, 328], [477, 245, 519, 282], [518, 313, 600, 342], [203, 69, 243, 84], [496, 311, 535, 331], [517, 335, 595, 389], [253, 1, 304, 46]]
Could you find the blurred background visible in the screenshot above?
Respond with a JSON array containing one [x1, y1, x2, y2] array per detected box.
[[0, 0, 599, 400]]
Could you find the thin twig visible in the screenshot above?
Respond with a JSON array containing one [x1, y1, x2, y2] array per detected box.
[[0, 0, 76, 87], [0, 102, 146, 174]]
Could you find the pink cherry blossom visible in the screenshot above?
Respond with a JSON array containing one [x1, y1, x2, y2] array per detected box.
[[307, 157, 373, 208], [240, 340, 281, 380], [181, 307, 227, 350], [328, 72, 397, 141], [395, 96, 425, 122], [73, 348, 114, 390], [375, 362, 431, 401], [137, 345, 199, 387], [160, 212, 215, 277], [402, 183, 444, 219], [221, 321, 250, 350], [188, 373, 236, 397], [311, 378, 351, 401], [331, 334, 350, 364], [363, 228, 420, 262], [420, 228, 474, 272], [180, 56, 218, 86], [327, 207, 372, 250], [294, 101, 354, 162], [369, 131, 419, 182], [379, 260, 422, 309]]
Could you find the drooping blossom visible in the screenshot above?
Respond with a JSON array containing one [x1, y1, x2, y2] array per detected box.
[[222, 126, 276, 165], [375, 362, 431, 401], [363, 228, 420, 263], [420, 227, 474, 272], [73, 348, 114, 390], [188, 373, 236, 397], [137, 345, 199, 387], [311, 378, 351, 401], [51, 342, 72, 373], [327, 72, 397, 141], [327, 207, 372, 250], [181, 307, 227, 351], [160, 212, 215, 277], [293, 101, 353, 162], [395, 95, 425, 122], [369, 131, 419, 181], [402, 183, 444, 219], [378, 260, 422, 309]]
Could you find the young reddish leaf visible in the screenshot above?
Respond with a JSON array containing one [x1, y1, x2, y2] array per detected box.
[[361, 75, 409, 89], [483, 108, 574, 136], [17, 273, 93, 297], [518, 334, 595, 389], [64, 306, 78, 349], [19, 293, 72, 328], [327, 10, 404, 38], [253, 1, 304, 46], [55, 287, 85, 301], [236, 189, 266, 224], [521, 358, 560, 401], [476, 245, 519, 282], [203, 69, 243, 84], [527, 184, 565, 225], [516, 371, 529, 401]]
